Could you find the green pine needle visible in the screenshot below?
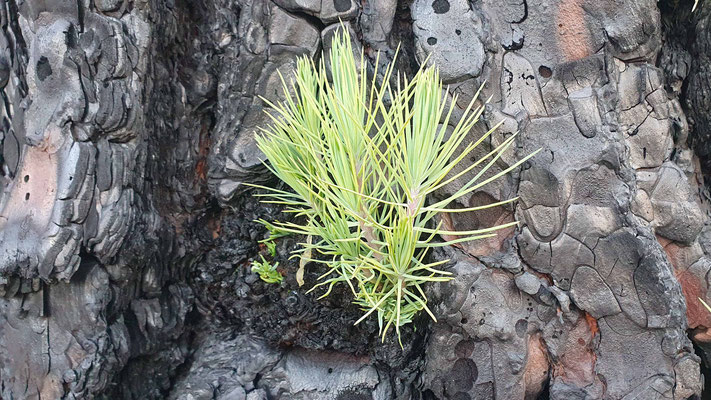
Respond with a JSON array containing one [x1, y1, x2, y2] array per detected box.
[[252, 26, 537, 344], [700, 297, 711, 313]]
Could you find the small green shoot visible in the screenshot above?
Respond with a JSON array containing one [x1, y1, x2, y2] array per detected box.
[[264, 239, 277, 257], [251, 255, 283, 284]]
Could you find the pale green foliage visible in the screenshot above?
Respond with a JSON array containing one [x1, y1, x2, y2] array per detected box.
[[251, 255, 283, 284], [251, 27, 537, 343]]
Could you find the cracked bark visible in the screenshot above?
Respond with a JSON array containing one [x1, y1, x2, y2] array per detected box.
[[0, 0, 710, 399]]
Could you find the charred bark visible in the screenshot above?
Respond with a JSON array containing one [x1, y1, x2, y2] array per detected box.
[[0, 0, 710, 399]]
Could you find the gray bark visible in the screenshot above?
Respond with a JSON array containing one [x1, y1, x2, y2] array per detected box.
[[0, 0, 710, 399]]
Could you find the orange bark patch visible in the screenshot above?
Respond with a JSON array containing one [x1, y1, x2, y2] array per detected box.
[[692, 327, 711, 343], [524, 333, 550, 399], [551, 314, 597, 386], [0, 141, 59, 236], [658, 235, 711, 331], [583, 311, 599, 337], [676, 269, 711, 330], [658, 237, 698, 274], [556, 0, 594, 62], [657, 235, 673, 248]]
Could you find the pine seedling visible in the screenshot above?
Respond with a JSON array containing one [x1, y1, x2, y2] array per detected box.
[[250, 27, 538, 344]]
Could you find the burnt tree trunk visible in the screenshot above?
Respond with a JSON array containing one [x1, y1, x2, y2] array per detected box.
[[1, 0, 710, 399]]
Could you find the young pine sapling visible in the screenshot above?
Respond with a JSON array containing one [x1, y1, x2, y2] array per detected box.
[[250, 27, 538, 344]]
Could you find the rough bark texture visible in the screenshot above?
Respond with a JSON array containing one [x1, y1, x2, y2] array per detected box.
[[0, 0, 710, 399]]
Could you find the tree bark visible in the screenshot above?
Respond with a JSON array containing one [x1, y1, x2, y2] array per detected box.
[[0, 0, 710, 399]]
